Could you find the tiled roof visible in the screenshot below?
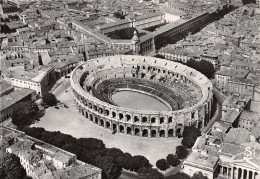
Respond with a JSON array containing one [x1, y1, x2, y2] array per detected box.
[[0, 88, 35, 111], [211, 121, 230, 133], [54, 164, 101, 179], [0, 80, 13, 94], [221, 110, 240, 124], [184, 152, 219, 170], [215, 67, 249, 78], [224, 128, 251, 144], [240, 110, 260, 122]]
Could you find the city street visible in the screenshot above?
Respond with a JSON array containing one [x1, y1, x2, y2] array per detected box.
[[202, 89, 227, 134]]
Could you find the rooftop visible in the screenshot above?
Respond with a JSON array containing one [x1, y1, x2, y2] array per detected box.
[[0, 88, 35, 111], [215, 67, 249, 79], [222, 95, 251, 108], [2, 126, 101, 179], [221, 110, 240, 124], [54, 164, 101, 179], [184, 152, 219, 171], [0, 80, 13, 95], [239, 110, 260, 123]]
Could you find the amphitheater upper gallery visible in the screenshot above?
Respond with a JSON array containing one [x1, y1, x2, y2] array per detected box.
[[71, 55, 213, 138]]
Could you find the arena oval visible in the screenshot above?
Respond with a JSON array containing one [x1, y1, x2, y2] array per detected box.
[[70, 55, 213, 138]]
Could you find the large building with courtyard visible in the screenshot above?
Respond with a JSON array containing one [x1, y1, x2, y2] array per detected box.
[[70, 55, 213, 138]]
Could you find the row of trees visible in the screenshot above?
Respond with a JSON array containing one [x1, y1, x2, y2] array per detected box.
[[186, 59, 215, 79], [165, 171, 208, 179], [156, 126, 201, 171], [18, 126, 155, 179], [156, 145, 188, 171], [154, 55, 215, 79]]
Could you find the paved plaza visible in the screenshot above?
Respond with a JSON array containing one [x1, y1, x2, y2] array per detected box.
[[31, 87, 182, 166]]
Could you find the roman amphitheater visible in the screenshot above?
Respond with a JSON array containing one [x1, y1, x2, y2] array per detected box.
[[70, 55, 213, 138]]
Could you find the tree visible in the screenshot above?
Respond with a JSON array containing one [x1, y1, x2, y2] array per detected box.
[[125, 155, 152, 172], [137, 167, 164, 179], [154, 54, 165, 59], [0, 153, 27, 179], [165, 172, 191, 179], [19, 126, 152, 179], [42, 92, 57, 106], [166, 154, 180, 167], [181, 126, 201, 148], [156, 159, 169, 171], [176, 145, 188, 159], [192, 171, 208, 179], [95, 156, 122, 179], [12, 101, 39, 126], [186, 59, 215, 79]]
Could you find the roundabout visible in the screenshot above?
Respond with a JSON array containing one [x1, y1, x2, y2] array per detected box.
[[70, 55, 213, 138]]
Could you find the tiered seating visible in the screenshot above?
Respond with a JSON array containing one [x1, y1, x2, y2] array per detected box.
[[90, 77, 186, 111]]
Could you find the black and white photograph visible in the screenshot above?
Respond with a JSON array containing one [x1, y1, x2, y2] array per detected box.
[[0, 0, 259, 179]]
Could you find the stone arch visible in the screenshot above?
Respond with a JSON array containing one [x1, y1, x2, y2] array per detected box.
[[168, 129, 174, 137], [151, 130, 157, 137], [127, 127, 132, 135], [85, 111, 88, 118], [168, 117, 173, 123], [134, 128, 140, 136], [151, 117, 156, 123], [106, 121, 110, 129], [119, 113, 124, 120], [94, 117, 98, 124], [142, 117, 148, 123], [104, 109, 109, 116], [134, 116, 140, 123], [119, 125, 124, 133], [142, 129, 148, 137], [160, 130, 165, 137], [113, 123, 117, 131], [89, 114, 93, 121], [81, 108, 84, 115], [99, 108, 103, 114], [100, 119, 104, 127], [93, 105, 97, 111], [88, 102, 92, 109], [126, 114, 131, 121], [112, 111, 117, 118], [160, 117, 164, 124], [176, 128, 182, 137]]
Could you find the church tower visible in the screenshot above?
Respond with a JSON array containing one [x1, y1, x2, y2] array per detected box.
[[132, 30, 140, 54]]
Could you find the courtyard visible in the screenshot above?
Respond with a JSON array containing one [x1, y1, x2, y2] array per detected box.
[[31, 86, 182, 166]]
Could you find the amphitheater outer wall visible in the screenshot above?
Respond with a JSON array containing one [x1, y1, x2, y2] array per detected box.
[[70, 55, 213, 138]]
